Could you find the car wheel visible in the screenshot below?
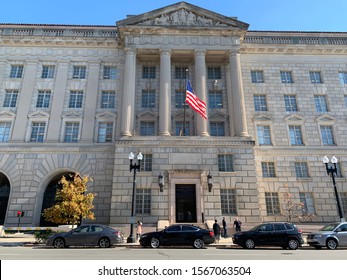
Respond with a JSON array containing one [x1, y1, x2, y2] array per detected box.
[[53, 238, 65, 249], [287, 239, 299, 250], [99, 237, 111, 248], [193, 238, 204, 249], [244, 239, 255, 249], [150, 237, 160, 248], [326, 238, 338, 250]]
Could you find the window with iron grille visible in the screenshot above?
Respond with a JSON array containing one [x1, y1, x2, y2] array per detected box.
[[103, 66, 118, 79], [97, 122, 113, 143], [210, 122, 225, 136], [64, 122, 79, 143], [265, 192, 280, 215], [254, 95, 267, 111], [295, 162, 309, 178], [299, 192, 315, 214], [10, 65, 23, 78], [3, 90, 18, 107], [280, 71, 293, 83], [218, 155, 233, 172], [289, 125, 303, 145], [41, 66, 55, 78], [142, 66, 156, 79], [284, 95, 298, 112], [136, 189, 151, 215], [220, 189, 237, 215], [101, 91, 115, 109], [208, 90, 223, 109], [140, 121, 155, 136], [251, 70, 264, 83], [320, 126, 335, 145], [314, 95, 328, 112], [175, 67, 187, 79], [36, 90, 51, 108], [310, 71, 323, 84], [30, 122, 46, 142], [140, 154, 152, 172], [208, 67, 221, 79], [73, 66, 86, 79], [69, 91, 83, 108], [257, 125, 272, 145], [262, 162, 276, 177], [141, 90, 155, 108], [0, 122, 11, 142], [175, 121, 190, 136], [339, 72, 347, 84]]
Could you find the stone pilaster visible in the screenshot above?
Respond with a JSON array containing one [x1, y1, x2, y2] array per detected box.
[[159, 49, 171, 136]]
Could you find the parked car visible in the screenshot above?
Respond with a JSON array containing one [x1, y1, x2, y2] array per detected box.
[[46, 224, 124, 248], [232, 222, 304, 250], [139, 224, 215, 249], [306, 222, 347, 249]]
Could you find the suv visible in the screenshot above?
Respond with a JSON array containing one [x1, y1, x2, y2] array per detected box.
[[306, 222, 347, 249], [232, 222, 304, 250]]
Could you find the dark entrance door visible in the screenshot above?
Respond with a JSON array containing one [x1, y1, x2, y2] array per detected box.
[[175, 184, 197, 223]]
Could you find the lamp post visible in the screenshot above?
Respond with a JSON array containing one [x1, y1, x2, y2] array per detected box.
[[323, 156, 346, 222], [127, 152, 143, 243]]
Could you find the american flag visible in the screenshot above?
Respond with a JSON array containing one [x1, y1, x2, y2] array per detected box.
[[185, 79, 207, 119]]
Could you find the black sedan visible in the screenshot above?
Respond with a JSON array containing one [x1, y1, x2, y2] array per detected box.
[[139, 224, 215, 249], [232, 222, 304, 250], [46, 224, 124, 248]]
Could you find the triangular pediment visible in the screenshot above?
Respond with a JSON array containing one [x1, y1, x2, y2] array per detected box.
[[62, 112, 82, 118], [28, 111, 50, 118], [316, 114, 336, 123], [253, 114, 272, 122], [174, 110, 194, 118], [137, 111, 158, 118], [117, 2, 248, 29], [0, 110, 16, 118], [285, 114, 305, 123], [209, 110, 228, 119], [95, 112, 118, 119]]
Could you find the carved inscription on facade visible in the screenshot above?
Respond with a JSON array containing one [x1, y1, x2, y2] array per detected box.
[[169, 153, 202, 164]]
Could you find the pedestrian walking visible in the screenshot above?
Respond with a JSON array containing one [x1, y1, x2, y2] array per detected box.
[[213, 219, 221, 244], [136, 221, 143, 241], [222, 217, 227, 238], [233, 217, 242, 232]]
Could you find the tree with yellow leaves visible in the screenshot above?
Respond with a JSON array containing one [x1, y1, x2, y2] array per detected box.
[[42, 173, 96, 226]]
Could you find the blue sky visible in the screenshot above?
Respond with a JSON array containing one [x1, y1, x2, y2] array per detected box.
[[1, 0, 346, 32]]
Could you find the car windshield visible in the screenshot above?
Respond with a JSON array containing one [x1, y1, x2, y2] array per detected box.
[[319, 223, 340, 231]]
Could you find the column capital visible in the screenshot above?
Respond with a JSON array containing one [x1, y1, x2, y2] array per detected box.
[[159, 48, 172, 55], [194, 49, 206, 57]]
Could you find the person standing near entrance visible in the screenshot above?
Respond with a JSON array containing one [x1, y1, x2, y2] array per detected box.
[[222, 217, 227, 237], [233, 217, 242, 232], [213, 219, 221, 244]]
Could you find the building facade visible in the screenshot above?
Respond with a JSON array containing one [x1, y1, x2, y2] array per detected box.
[[1, 2, 347, 228]]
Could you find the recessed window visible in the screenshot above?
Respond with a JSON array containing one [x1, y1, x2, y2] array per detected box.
[[320, 125, 335, 145], [103, 66, 118, 79], [262, 162, 276, 177], [97, 122, 113, 143], [73, 66, 86, 79], [254, 95, 267, 111], [299, 192, 315, 214], [265, 192, 280, 215], [310, 71, 323, 84], [289, 125, 303, 145], [218, 155, 233, 172], [208, 90, 223, 109], [0, 122, 11, 142], [295, 162, 309, 178], [208, 67, 221, 79], [280, 71, 293, 83], [220, 189, 237, 215], [175, 67, 187, 79], [314, 95, 328, 112], [3, 90, 18, 107], [10, 65, 23, 78], [140, 121, 155, 136], [36, 90, 51, 108], [142, 66, 156, 79], [338, 72, 347, 84], [101, 91, 115, 109], [140, 154, 153, 172], [251, 70, 264, 83], [30, 122, 46, 142], [141, 90, 155, 108], [210, 122, 225, 136], [284, 95, 298, 112], [69, 91, 83, 108], [257, 125, 272, 145], [175, 121, 190, 136], [136, 189, 151, 214], [41, 66, 55, 79], [64, 122, 79, 143]]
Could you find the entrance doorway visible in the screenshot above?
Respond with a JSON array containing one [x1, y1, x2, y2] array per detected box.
[[175, 184, 197, 223]]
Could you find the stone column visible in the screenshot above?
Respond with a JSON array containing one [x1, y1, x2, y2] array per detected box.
[[225, 64, 235, 136], [229, 51, 248, 137], [159, 49, 171, 136], [80, 62, 100, 142], [194, 50, 209, 136], [120, 48, 136, 136], [11, 61, 38, 142], [46, 62, 69, 142]]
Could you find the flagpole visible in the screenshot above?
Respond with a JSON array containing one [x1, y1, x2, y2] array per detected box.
[[183, 68, 188, 136]]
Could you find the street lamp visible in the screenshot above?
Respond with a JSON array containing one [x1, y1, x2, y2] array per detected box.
[[127, 152, 143, 243], [323, 156, 346, 222]]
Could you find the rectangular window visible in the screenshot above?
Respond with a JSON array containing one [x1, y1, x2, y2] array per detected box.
[[295, 162, 309, 178], [36, 90, 51, 108], [0, 122, 11, 142], [30, 122, 46, 142], [140, 154, 153, 172], [103, 66, 118, 79], [310, 71, 323, 84], [314, 95, 328, 112], [136, 189, 151, 215], [73, 66, 86, 79], [101, 91, 115, 109], [41, 65, 55, 78], [218, 155, 233, 172], [175, 121, 190, 136], [265, 192, 280, 215], [97, 122, 113, 143], [208, 90, 223, 109], [280, 71, 293, 83], [340, 192, 347, 216], [69, 91, 83, 108], [3, 90, 18, 107], [175, 67, 187, 79], [142, 66, 156, 79], [10, 65, 24, 78], [64, 122, 79, 143], [251, 70, 264, 83], [320, 126, 335, 145], [175, 90, 188, 108], [338, 72, 347, 84], [257, 125, 272, 145], [220, 189, 237, 215], [210, 122, 225, 136], [254, 95, 267, 111], [299, 192, 315, 214], [207, 67, 221, 79], [141, 90, 155, 108], [262, 162, 276, 177], [140, 121, 155, 136], [284, 95, 298, 112], [289, 125, 303, 145]]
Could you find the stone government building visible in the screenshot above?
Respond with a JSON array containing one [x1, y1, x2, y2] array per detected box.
[[1, 2, 347, 228]]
